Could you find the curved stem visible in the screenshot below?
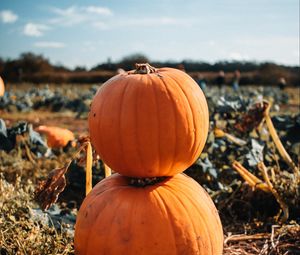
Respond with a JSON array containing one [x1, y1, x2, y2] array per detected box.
[[264, 102, 299, 174], [86, 142, 93, 195], [214, 128, 247, 146], [232, 161, 270, 192], [134, 63, 157, 74], [258, 162, 289, 223], [104, 163, 111, 178]]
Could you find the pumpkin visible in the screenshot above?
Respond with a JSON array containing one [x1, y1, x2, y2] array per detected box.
[[36, 125, 75, 148], [89, 64, 209, 177], [74, 173, 223, 255], [0, 76, 5, 97]]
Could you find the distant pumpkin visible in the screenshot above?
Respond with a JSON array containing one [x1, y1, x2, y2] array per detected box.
[[0, 76, 5, 97], [89, 64, 209, 177], [36, 125, 75, 148], [74, 173, 223, 255]]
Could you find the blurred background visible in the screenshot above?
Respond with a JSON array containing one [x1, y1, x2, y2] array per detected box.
[[0, 0, 299, 85]]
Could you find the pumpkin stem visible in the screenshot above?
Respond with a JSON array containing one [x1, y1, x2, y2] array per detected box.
[[134, 63, 157, 74]]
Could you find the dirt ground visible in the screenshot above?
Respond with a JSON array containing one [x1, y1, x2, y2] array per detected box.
[[0, 84, 299, 255]]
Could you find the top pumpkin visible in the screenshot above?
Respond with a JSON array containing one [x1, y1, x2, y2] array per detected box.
[[89, 64, 209, 177]]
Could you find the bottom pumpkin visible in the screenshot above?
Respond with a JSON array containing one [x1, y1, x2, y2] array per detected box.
[[74, 173, 223, 255]]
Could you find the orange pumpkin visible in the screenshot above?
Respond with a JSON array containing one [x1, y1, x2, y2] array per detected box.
[[74, 173, 223, 255], [0, 76, 5, 97], [89, 64, 209, 177], [36, 125, 75, 148]]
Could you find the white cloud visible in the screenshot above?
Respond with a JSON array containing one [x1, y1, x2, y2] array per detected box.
[[50, 6, 85, 25], [229, 36, 299, 65], [228, 52, 250, 61], [81, 41, 97, 52], [92, 21, 109, 30], [34, 41, 65, 48], [49, 5, 112, 26], [140, 17, 179, 25], [234, 36, 298, 47], [121, 17, 193, 27], [208, 40, 216, 46], [0, 10, 18, 23], [47, 6, 190, 31], [23, 23, 50, 37], [85, 6, 112, 16], [292, 50, 299, 58]]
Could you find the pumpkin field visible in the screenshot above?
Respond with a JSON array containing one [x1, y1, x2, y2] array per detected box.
[[0, 68, 299, 255]]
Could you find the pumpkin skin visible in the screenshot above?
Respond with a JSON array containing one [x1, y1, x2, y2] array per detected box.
[[0, 76, 5, 97], [36, 125, 75, 148], [89, 66, 209, 177], [74, 173, 223, 255]]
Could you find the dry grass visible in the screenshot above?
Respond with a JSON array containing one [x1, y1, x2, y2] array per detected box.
[[0, 177, 74, 255], [1, 84, 299, 254], [223, 224, 300, 255]]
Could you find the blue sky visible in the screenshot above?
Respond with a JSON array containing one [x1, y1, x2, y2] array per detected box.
[[0, 0, 299, 68]]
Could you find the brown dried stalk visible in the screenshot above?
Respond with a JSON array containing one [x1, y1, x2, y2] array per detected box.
[[224, 233, 271, 244], [232, 161, 269, 192], [214, 128, 247, 146], [263, 101, 299, 174], [232, 161, 289, 223], [86, 142, 93, 195], [257, 162, 289, 223], [104, 163, 111, 178], [78, 136, 111, 178], [224, 224, 300, 255], [15, 134, 36, 164]]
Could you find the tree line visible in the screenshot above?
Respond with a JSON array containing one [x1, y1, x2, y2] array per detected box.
[[0, 52, 299, 86]]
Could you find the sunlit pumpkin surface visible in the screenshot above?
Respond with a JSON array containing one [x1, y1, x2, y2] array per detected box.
[[0, 76, 5, 97], [89, 67, 209, 177], [36, 125, 75, 148], [75, 173, 223, 255]]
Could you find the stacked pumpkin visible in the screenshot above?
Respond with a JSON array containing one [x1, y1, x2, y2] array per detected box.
[[74, 64, 223, 255]]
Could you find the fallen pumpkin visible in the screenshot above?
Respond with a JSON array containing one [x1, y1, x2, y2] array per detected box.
[[36, 125, 75, 149]]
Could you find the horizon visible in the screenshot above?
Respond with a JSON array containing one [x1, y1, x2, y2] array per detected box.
[[0, 0, 299, 68], [2, 51, 300, 71]]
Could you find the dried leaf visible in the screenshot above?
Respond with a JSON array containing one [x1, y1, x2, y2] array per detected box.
[[77, 135, 90, 145], [35, 167, 68, 211], [235, 101, 268, 132]]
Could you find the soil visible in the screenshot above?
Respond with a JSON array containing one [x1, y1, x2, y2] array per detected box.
[[0, 84, 299, 255]]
